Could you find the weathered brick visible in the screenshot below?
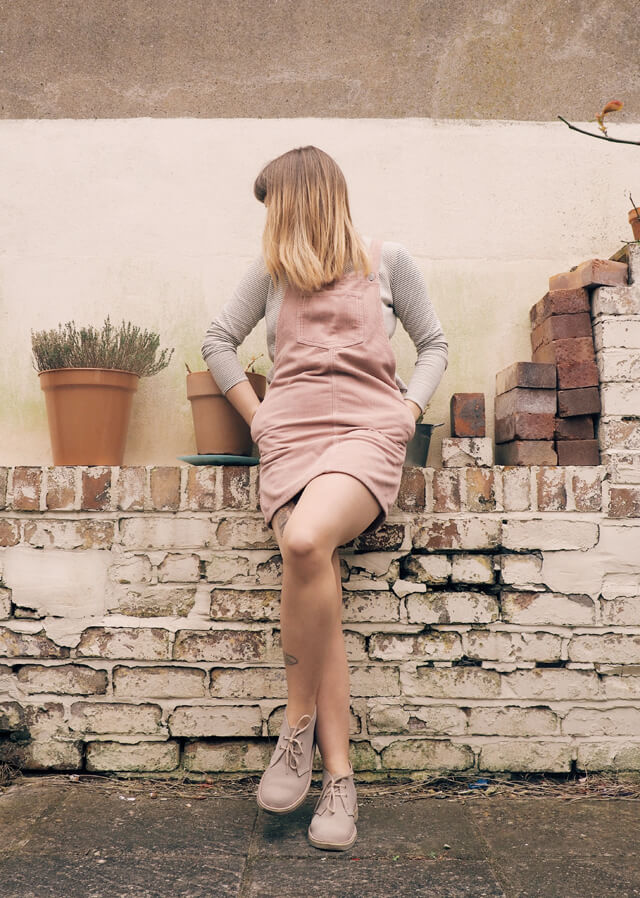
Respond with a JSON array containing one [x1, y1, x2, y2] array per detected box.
[[380, 739, 473, 771], [495, 441, 557, 466], [119, 516, 212, 550], [113, 665, 206, 698], [562, 706, 640, 736], [150, 466, 180, 511], [369, 631, 461, 660], [463, 629, 562, 663], [0, 627, 68, 658], [593, 318, 640, 351], [0, 587, 12, 619], [168, 704, 262, 737], [502, 518, 598, 551], [209, 666, 287, 698], [495, 412, 555, 443], [536, 466, 567, 510], [396, 467, 426, 511], [69, 701, 163, 734], [467, 705, 559, 735], [555, 415, 594, 440], [76, 627, 171, 659], [600, 383, 640, 416], [0, 468, 8, 509], [86, 740, 179, 772], [108, 583, 198, 617], [431, 469, 461, 511], [591, 284, 640, 317], [450, 554, 494, 584], [556, 440, 600, 466], [531, 312, 593, 354], [221, 466, 251, 509], [601, 451, 640, 484], [405, 554, 451, 584], [554, 359, 600, 390], [183, 739, 271, 773], [501, 466, 532, 511], [343, 589, 401, 622], [157, 552, 200, 582], [173, 628, 267, 662], [569, 633, 640, 664], [598, 417, 640, 450], [501, 590, 595, 626], [406, 590, 498, 624], [450, 393, 485, 437], [17, 664, 108, 694], [495, 388, 557, 418], [441, 437, 492, 467], [608, 486, 640, 518], [23, 519, 114, 549], [401, 666, 501, 698], [45, 467, 77, 510], [464, 468, 497, 512], [495, 361, 556, 395], [209, 588, 280, 621], [413, 516, 501, 551], [557, 386, 601, 417], [350, 665, 399, 696], [570, 467, 606, 511], [577, 741, 640, 772], [81, 467, 112, 510], [479, 741, 571, 772], [185, 466, 217, 510], [110, 554, 154, 584], [116, 466, 146, 511], [12, 467, 41, 511], [549, 258, 628, 291], [501, 668, 598, 699], [499, 553, 544, 589], [0, 519, 21, 547], [530, 288, 590, 329], [596, 348, 640, 382]]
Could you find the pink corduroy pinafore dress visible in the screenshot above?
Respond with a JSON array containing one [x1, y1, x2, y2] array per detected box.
[[250, 237, 416, 535]]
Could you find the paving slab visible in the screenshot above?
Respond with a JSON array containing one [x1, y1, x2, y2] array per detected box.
[[2, 778, 640, 898]]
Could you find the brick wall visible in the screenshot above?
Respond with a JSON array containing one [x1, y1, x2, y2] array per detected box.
[[0, 243, 639, 778]]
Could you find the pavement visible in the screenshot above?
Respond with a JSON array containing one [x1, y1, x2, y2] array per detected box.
[[1, 774, 639, 897]]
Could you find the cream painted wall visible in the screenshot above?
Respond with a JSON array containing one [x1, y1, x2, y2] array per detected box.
[[1, 118, 637, 466]]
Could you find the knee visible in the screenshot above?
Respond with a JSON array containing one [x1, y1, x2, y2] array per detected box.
[[281, 526, 330, 568]]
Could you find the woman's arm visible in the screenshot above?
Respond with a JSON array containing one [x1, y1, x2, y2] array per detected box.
[[388, 243, 449, 418], [201, 256, 271, 424]]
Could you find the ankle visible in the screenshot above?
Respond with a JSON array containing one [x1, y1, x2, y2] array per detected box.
[[323, 760, 352, 777], [285, 704, 316, 728]]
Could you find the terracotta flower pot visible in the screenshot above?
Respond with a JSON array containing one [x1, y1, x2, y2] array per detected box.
[[187, 369, 266, 455], [629, 207, 640, 241], [38, 367, 139, 465]]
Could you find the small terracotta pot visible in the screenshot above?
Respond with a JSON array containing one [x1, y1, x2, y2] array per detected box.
[[39, 367, 140, 465], [187, 369, 266, 455], [629, 207, 640, 241]]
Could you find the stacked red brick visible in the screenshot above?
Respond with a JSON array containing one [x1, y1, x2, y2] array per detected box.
[[529, 287, 600, 465], [494, 362, 557, 465]]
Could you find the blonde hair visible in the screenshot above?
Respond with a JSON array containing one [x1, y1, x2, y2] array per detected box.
[[253, 146, 371, 295]]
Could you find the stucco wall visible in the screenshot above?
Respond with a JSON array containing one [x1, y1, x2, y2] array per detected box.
[[1, 117, 638, 465], [1, 0, 639, 120]]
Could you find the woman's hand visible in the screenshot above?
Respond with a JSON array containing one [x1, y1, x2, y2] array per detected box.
[[404, 398, 422, 421]]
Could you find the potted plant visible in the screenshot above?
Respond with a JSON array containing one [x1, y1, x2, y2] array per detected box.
[[186, 353, 267, 456], [32, 315, 174, 465], [558, 99, 640, 243]]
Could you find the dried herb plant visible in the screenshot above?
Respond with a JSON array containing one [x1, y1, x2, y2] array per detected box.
[[31, 315, 174, 377]]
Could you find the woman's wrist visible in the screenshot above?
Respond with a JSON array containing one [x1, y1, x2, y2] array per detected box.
[[404, 398, 422, 421]]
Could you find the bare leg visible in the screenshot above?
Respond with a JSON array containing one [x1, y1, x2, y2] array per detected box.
[[270, 473, 381, 739], [313, 549, 352, 776]]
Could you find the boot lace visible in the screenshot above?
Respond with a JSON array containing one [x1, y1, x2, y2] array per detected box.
[[315, 773, 351, 814], [279, 714, 312, 772]]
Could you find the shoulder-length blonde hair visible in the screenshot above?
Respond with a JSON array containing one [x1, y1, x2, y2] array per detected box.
[[253, 146, 371, 295]]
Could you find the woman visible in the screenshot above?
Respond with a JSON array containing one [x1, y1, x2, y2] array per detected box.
[[201, 146, 448, 851]]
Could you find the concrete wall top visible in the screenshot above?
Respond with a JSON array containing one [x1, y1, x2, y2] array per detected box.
[[1, 0, 639, 120]]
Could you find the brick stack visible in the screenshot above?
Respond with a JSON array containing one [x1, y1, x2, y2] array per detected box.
[[529, 287, 601, 465], [494, 362, 557, 465], [441, 393, 493, 467]]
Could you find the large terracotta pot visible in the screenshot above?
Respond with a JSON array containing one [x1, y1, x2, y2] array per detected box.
[[187, 369, 266, 455], [38, 367, 139, 465], [629, 207, 640, 241]]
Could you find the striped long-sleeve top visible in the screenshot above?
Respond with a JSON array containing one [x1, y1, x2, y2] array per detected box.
[[201, 237, 448, 415]]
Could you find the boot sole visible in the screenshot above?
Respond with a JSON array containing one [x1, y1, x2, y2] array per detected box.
[[256, 771, 313, 815], [307, 805, 359, 851]]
